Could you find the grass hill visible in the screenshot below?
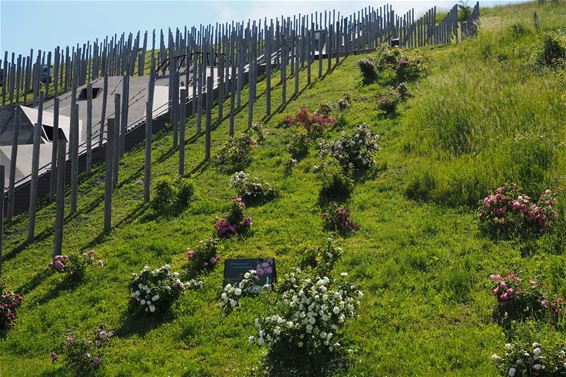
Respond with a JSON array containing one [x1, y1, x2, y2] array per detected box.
[[0, 1, 565, 376]]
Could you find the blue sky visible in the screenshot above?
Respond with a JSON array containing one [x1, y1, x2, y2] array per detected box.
[[1, 0, 528, 58]]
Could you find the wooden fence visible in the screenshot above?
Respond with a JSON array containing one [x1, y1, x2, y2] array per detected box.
[[0, 2, 481, 272]]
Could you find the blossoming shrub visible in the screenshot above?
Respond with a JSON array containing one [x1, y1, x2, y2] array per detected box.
[[214, 198, 253, 238], [337, 93, 352, 111], [492, 341, 566, 377], [229, 171, 277, 205], [319, 124, 380, 173], [377, 90, 401, 114], [151, 177, 195, 214], [214, 133, 256, 172], [371, 44, 427, 82], [186, 238, 221, 277], [479, 183, 558, 237], [47, 250, 104, 282], [249, 271, 363, 375], [54, 329, 112, 375], [318, 165, 354, 204], [322, 203, 359, 234], [220, 270, 260, 314], [283, 107, 336, 139], [300, 237, 344, 276], [129, 265, 198, 315], [358, 58, 378, 84], [489, 273, 563, 324], [0, 287, 24, 330]]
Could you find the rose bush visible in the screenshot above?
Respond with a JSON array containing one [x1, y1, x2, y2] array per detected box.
[[47, 250, 104, 281], [283, 107, 336, 139], [322, 203, 359, 234], [492, 341, 566, 377], [249, 270, 363, 374], [53, 329, 112, 375], [489, 273, 563, 324], [129, 265, 201, 315], [0, 288, 24, 330], [319, 123, 380, 172], [186, 238, 221, 277], [229, 171, 277, 205], [220, 270, 261, 315], [214, 198, 253, 239], [479, 183, 559, 236]]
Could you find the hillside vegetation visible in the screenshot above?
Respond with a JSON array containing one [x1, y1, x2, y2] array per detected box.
[[0, 2, 565, 376]]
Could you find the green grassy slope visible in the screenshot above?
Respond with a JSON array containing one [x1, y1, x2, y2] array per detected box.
[[1, 2, 565, 376]]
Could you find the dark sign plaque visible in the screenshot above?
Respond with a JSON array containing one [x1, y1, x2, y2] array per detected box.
[[223, 258, 277, 288]]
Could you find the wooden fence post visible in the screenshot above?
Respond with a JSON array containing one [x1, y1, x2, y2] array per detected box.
[[70, 103, 79, 214], [205, 75, 213, 160], [229, 65, 236, 137], [86, 83, 93, 174], [179, 88, 187, 176], [104, 119, 115, 233], [7, 107, 20, 222], [48, 98, 60, 201], [0, 166, 4, 274], [113, 94, 121, 187], [144, 102, 152, 203], [53, 130, 67, 258], [27, 92, 44, 243]]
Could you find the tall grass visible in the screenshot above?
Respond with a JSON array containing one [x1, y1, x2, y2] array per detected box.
[[402, 2, 566, 206]]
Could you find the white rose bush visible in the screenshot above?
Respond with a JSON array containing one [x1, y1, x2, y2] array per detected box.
[[318, 123, 380, 172], [220, 270, 262, 315], [249, 269, 363, 375], [229, 171, 278, 205], [129, 265, 202, 316], [493, 341, 566, 377]]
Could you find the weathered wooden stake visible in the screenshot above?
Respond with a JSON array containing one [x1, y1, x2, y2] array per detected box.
[[205, 76, 213, 160], [27, 92, 44, 243], [70, 104, 79, 214], [7, 107, 20, 222], [86, 83, 93, 174], [104, 119, 115, 233], [53, 130, 67, 258], [179, 88, 187, 176], [144, 102, 152, 203]]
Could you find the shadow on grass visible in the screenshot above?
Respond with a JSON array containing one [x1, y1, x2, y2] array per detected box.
[[15, 269, 50, 295], [116, 307, 176, 339], [35, 277, 83, 306]]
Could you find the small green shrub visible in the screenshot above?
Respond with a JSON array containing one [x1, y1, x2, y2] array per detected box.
[[213, 134, 256, 172], [318, 165, 354, 203], [536, 33, 566, 68], [377, 92, 401, 114], [337, 93, 352, 111], [152, 177, 195, 214], [287, 129, 309, 159], [358, 58, 378, 84]]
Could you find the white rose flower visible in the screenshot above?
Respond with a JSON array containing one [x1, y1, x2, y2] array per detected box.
[[508, 368, 516, 377], [234, 288, 242, 296]]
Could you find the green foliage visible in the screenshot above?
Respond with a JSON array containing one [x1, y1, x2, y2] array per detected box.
[[151, 177, 195, 214], [535, 32, 566, 67], [214, 133, 256, 172], [318, 164, 354, 203], [287, 129, 310, 159], [357, 58, 377, 84]]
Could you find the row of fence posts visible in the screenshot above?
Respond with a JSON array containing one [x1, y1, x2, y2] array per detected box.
[[0, 2, 481, 274]]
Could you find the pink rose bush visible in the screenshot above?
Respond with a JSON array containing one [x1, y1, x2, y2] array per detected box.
[[283, 107, 336, 138], [322, 203, 359, 234], [318, 123, 380, 172], [186, 238, 221, 277], [214, 198, 253, 239], [492, 341, 566, 377], [0, 288, 24, 330], [479, 183, 558, 236], [47, 250, 104, 281], [52, 329, 112, 375], [129, 265, 202, 316], [489, 273, 563, 324]]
